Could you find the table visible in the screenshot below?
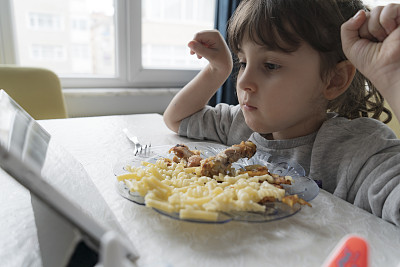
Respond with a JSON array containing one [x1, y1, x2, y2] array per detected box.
[[1, 113, 400, 267]]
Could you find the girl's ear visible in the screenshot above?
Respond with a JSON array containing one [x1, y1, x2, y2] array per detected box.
[[324, 60, 356, 100]]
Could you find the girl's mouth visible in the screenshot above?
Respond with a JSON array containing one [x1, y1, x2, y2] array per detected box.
[[243, 102, 257, 111]]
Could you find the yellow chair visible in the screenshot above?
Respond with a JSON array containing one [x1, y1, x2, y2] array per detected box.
[[0, 65, 67, 119]]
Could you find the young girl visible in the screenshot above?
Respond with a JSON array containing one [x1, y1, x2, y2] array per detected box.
[[163, 0, 400, 226]]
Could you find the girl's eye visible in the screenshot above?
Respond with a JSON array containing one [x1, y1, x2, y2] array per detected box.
[[238, 62, 280, 71], [239, 62, 246, 69], [265, 63, 281, 70]]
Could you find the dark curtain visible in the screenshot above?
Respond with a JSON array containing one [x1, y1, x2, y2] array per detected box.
[[208, 0, 241, 107]]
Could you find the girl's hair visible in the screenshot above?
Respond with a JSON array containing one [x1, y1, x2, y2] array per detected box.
[[227, 0, 391, 123]]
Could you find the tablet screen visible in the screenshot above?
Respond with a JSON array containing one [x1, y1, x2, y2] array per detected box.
[[0, 90, 137, 265]]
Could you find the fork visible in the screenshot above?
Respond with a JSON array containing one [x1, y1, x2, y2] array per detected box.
[[137, 143, 151, 156], [123, 128, 151, 156]]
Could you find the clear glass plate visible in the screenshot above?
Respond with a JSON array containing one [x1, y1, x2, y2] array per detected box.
[[114, 142, 319, 223]]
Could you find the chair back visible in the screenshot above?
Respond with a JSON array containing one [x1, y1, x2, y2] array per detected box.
[[0, 65, 67, 119]]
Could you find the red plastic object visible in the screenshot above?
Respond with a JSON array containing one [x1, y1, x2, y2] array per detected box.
[[323, 235, 369, 267]]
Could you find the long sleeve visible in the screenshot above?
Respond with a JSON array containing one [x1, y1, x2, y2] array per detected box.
[[310, 116, 400, 226], [178, 103, 253, 146]]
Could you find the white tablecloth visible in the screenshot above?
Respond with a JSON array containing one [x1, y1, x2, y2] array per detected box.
[[1, 113, 400, 267]]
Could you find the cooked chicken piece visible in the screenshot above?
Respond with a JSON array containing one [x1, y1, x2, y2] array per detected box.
[[281, 195, 312, 207], [169, 144, 200, 160], [161, 158, 173, 166], [200, 141, 257, 177], [238, 165, 292, 185], [187, 154, 202, 167], [169, 144, 202, 166], [258, 196, 276, 205], [258, 194, 311, 207], [240, 164, 270, 176], [270, 173, 292, 185]]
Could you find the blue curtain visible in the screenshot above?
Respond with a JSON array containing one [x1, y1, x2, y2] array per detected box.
[[208, 0, 241, 106]]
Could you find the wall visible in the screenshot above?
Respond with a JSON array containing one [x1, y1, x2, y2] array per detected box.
[[63, 88, 179, 117]]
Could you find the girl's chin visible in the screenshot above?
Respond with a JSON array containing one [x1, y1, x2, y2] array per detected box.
[[244, 119, 268, 133]]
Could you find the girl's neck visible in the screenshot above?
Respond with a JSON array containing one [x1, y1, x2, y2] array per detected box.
[[261, 113, 329, 140]]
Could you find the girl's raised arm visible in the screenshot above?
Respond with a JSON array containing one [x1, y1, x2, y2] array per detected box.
[[341, 4, 400, 119], [163, 30, 233, 133]]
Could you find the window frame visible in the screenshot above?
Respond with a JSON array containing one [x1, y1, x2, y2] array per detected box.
[[0, 0, 17, 64], [0, 0, 209, 88]]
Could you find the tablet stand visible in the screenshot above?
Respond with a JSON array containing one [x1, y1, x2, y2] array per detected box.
[[32, 195, 137, 267], [31, 195, 97, 266]]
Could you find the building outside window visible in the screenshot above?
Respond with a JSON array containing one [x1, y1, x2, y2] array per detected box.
[[1, 0, 216, 87]]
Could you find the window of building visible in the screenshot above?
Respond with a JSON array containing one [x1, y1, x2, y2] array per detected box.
[[28, 13, 63, 31], [0, 0, 216, 88], [30, 44, 66, 61]]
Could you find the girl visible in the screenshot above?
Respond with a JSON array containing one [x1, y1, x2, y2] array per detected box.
[[163, 0, 400, 226]]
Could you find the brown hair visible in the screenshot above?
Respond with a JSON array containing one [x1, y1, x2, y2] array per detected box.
[[227, 0, 391, 123]]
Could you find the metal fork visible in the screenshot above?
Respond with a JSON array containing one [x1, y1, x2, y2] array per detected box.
[[123, 128, 151, 156], [137, 143, 151, 156]]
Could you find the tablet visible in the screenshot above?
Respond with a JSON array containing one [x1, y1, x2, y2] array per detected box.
[[0, 90, 138, 266]]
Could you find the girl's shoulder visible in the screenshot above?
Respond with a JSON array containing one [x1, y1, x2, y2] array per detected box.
[[320, 113, 396, 139], [213, 103, 242, 114]]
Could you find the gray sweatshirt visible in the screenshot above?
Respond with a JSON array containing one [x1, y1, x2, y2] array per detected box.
[[178, 103, 400, 226]]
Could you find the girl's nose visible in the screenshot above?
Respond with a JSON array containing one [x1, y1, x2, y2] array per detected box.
[[237, 68, 257, 92]]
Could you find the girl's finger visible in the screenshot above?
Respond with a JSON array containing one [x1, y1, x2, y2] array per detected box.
[[188, 40, 208, 59], [368, 6, 388, 41], [341, 10, 367, 54], [359, 12, 374, 40], [380, 4, 400, 35]]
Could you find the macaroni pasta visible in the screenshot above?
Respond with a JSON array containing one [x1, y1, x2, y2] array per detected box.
[[118, 157, 293, 221]]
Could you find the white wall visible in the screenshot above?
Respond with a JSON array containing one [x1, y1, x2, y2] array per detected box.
[[63, 88, 179, 117]]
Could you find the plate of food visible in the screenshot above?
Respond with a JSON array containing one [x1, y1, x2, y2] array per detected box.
[[114, 141, 319, 224]]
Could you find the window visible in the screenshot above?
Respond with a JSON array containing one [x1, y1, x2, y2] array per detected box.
[[0, 0, 216, 88], [363, 0, 400, 7], [71, 17, 89, 32], [28, 13, 63, 31], [30, 44, 66, 61], [3, 0, 395, 89], [142, 0, 213, 70]]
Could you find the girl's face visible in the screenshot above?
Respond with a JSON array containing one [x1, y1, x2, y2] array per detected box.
[[236, 37, 329, 140]]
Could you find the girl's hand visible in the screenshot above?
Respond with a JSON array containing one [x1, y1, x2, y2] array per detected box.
[[163, 30, 233, 133], [341, 4, 400, 98], [188, 30, 233, 75]]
